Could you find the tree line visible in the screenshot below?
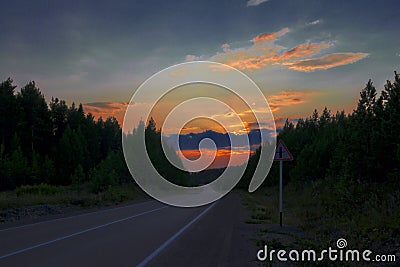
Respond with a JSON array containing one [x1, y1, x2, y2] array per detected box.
[[275, 71, 400, 184], [0, 79, 128, 191], [1, 71, 399, 192], [237, 71, 400, 188]]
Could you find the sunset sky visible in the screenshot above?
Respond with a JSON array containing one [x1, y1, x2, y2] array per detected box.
[[1, 0, 399, 168], [2, 0, 399, 120]]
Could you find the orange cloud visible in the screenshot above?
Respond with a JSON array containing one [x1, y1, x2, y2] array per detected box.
[[266, 90, 315, 112], [210, 37, 331, 71], [220, 42, 332, 70], [83, 102, 128, 124], [273, 42, 331, 62], [206, 90, 315, 134], [180, 148, 251, 169], [207, 28, 288, 70], [252, 28, 289, 44], [188, 28, 368, 72], [283, 52, 369, 72]]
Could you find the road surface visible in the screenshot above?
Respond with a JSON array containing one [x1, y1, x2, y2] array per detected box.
[[0, 193, 260, 267]]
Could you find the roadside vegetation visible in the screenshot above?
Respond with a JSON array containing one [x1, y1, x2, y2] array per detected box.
[[0, 76, 197, 224], [0, 79, 151, 222], [239, 71, 400, 264], [0, 183, 145, 210], [0, 79, 129, 191], [241, 180, 400, 264]]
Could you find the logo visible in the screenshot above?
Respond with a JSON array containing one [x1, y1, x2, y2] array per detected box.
[[257, 238, 397, 263], [122, 61, 276, 207]]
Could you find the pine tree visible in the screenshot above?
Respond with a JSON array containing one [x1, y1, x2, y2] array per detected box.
[[49, 97, 68, 141], [0, 78, 17, 154], [56, 127, 87, 185], [41, 156, 56, 184], [16, 81, 51, 157], [355, 79, 376, 116], [3, 146, 30, 189]]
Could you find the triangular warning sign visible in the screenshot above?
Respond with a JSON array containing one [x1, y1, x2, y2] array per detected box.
[[273, 140, 293, 161]]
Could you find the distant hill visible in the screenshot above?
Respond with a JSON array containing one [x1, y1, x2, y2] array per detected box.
[[164, 128, 273, 151]]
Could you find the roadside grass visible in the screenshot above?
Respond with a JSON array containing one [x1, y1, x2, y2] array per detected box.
[[0, 183, 147, 211], [240, 177, 400, 264]]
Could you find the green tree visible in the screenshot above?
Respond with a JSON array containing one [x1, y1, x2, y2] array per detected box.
[[0, 78, 17, 154], [41, 156, 56, 184], [2, 146, 30, 189], [67, 102, 86, 130], [56, 127, 88, 185], [144, 118, 189, 186], [90, 155, 118, 193], [30, 151, 41, 184], [71, 164, 86, 186], [100, 117, 121, 158], [16, 81, 51, 157], [81, 112, 101, 170], [378, 72, 400, 178], [49, 97, 68, 141]]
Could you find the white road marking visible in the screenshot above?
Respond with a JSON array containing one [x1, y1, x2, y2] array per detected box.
[[0, 200, 155, 232], [136, 201, 217, 267], [0, 206, 167, 260]]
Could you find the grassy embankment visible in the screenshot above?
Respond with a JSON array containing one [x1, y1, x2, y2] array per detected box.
[[0, 182, 147, 223], [240, 177, 400, 264]]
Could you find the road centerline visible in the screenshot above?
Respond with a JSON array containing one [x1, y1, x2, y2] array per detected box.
[[136, 201, 217, 267], [0, 206, 167, 260]]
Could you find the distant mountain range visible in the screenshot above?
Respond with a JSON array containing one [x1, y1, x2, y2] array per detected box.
[[164, 129, 274, 151]]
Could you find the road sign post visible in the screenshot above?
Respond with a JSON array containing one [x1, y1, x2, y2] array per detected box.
[[273, 140, 293, 227], [279, 160, 283, 226]]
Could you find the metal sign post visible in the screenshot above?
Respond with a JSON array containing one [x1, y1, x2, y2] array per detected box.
[[279, 160, 283, 226], [273, 140, 293, 227]]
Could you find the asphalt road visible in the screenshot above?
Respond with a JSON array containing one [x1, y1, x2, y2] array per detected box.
[[0, 193, 260, 267]]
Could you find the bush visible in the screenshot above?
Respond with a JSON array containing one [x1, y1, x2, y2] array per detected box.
[[71, 164, 85, 186], [102, 186, 132, 203], [15, 183, 62, 196], [90, 155, 118, 193]]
